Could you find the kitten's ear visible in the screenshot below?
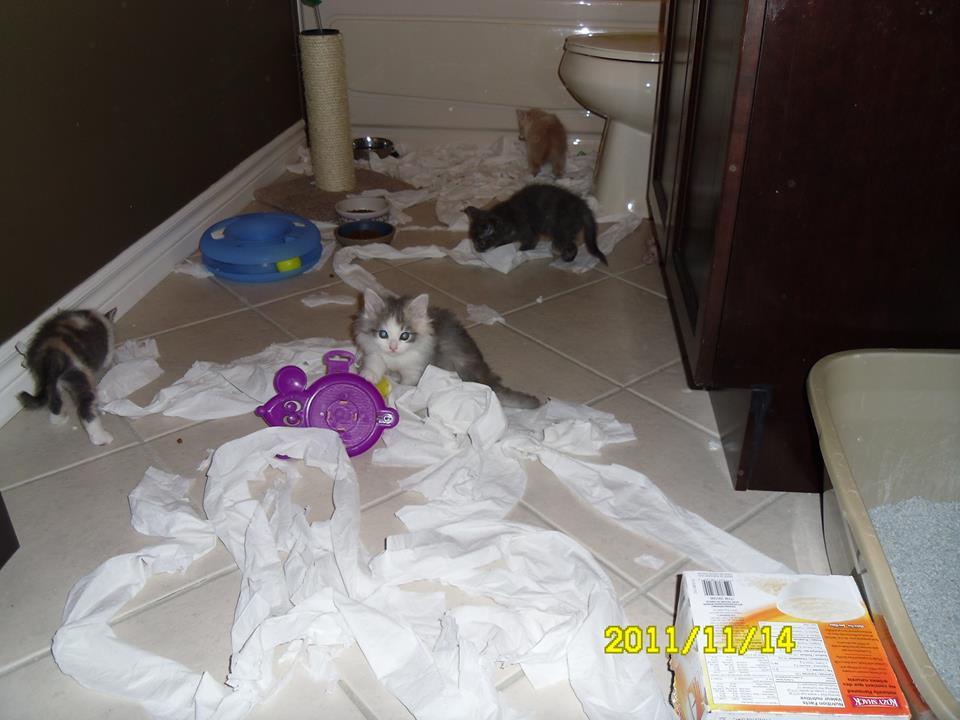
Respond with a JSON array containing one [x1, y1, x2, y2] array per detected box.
[[407, 293, 430, 320], [362, 289, 385, 318], [463, 206, 482, 221], [104, 307, 118, 322]]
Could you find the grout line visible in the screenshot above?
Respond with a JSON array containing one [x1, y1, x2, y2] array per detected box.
[[131, 418, 211, 445], [213, 275, 348, 311], [497, 275, 612, 319], [634, 556, 690, 594], [497, 322, 624, 388], [2, 439, 143, 493], [623, 386, 722, 440], [584, 386, 624, 407], [123, 306, 252, 343], [625, 357, 684, 384], [390, 265, 473, 308], [0, 564, 241, 680], [0, 647, 52, 679], [246, 304, 300, 341], [495, 666, 525, 691], [619, 587, 641, 606], [360, 487, 405, 513], [721, 491, 786, 533], [642, 590, 678, 617], [393, 262, 611, 322], [110, 565, 240, 626], [337, 678, 386, 720], [613, 272, 668, 300]]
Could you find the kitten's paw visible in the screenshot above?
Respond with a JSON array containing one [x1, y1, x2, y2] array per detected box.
[[83, 418, 113, 446], [359, 368, 380, 384], [49, 411, 69, 426]]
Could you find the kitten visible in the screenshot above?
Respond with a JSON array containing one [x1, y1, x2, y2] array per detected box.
[[464, 184, 608, 265], [17, 308, 117, 445], [517, 108, 567, 177], [352, 290, 540, 409]]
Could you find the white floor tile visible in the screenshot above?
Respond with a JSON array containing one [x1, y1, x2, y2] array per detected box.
[[0, 445, 235, 671]]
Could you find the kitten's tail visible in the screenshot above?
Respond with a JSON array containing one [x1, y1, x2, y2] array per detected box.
[[18, 351, 66, 413], [492, 383, 542, 409], [582, 208, 608, 265]]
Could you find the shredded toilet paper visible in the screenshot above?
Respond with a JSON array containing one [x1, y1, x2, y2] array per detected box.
[[103, 338, 346, 420], [300, 292, 356, 308], [98, 339, 165, 405], [466, 305, 505, 326], [57, 364, 791, 719]]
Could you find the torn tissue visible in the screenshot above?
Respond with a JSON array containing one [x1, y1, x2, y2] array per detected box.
[[59, 363, 791, 719]]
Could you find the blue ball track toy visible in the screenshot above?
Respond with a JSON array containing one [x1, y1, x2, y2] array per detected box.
[[199, 212, 323, 283]]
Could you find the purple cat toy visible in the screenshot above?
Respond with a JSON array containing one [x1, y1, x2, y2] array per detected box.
[[255, 350, 399, 456]]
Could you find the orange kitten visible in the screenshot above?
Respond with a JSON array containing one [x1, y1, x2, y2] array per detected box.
[[516, 108, 567, 177]]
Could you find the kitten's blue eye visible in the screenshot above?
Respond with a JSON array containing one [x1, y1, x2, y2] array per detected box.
[[378, 330, 388, 339], [400, 331, 411, 341]]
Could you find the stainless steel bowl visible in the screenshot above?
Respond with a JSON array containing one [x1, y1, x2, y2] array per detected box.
[[353, 136, 397, 161]]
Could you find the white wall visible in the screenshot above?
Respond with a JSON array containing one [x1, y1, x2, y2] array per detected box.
[[301, 0, 663, 147]]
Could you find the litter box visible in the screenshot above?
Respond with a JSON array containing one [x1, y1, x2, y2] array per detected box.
[[200, 212, 322, 282], [808, 350, 960, 720]]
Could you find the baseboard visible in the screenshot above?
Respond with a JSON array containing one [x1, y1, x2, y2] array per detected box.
[[0, 121, 306, 430]]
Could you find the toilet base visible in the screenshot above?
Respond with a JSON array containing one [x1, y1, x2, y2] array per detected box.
[[593, 120, 652, 218]]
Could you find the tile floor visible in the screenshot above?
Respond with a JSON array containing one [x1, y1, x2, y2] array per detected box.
[[0, 192, 829, 719]]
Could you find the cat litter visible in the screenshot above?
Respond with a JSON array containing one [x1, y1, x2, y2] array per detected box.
[[869, 496, 960, 702]]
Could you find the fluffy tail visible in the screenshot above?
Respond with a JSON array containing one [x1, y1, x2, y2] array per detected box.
[[582, 208, 608, 265], [18, 351, 66, 414], [492, 383, 542, 409]]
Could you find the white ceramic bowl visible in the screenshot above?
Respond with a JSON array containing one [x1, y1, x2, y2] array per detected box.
[[335, 197, 389, 225]]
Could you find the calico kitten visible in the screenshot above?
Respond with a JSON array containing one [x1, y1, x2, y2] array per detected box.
[[352, 290, 541, 409], [517, 108, 567, 177], [17, 308, 117, 445], [464, 184, 608, 265]]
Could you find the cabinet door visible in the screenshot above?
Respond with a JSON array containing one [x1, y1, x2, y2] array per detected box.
[[669, 0, 745, 333], [648, 0, 700, 254]]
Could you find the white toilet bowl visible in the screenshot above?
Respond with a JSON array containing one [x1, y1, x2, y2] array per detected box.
[[559, 33, 662, 217]]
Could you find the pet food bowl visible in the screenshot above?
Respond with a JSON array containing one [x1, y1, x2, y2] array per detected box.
[[353, 136, 398, 160], [335, 196, 390, 224], [199, 212, 322, 283], [335, 220, 395, 247]]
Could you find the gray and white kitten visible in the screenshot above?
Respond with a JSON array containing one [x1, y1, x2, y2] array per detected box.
[[352, 290, 541, 409], [17, 308, 117, 445]]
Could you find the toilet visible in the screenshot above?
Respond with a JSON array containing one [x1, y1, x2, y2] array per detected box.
[[559, 33, 662, 217]]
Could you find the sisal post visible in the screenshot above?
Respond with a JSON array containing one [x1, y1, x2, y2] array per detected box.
[[299, 29, 356, 192]]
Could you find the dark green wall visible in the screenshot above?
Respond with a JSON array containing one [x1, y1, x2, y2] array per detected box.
[[0, 1, 303, 342]]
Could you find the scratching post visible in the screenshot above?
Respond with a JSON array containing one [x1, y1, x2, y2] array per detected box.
[[299, 29, 356, 192]]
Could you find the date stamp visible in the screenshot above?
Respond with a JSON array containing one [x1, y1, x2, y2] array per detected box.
[[604, 624, 796, 655]]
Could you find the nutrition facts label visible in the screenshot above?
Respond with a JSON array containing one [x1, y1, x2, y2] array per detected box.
[[706, 622, 844, 707]]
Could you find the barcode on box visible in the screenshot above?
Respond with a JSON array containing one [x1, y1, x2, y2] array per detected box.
[[701, 579, 734, 596]]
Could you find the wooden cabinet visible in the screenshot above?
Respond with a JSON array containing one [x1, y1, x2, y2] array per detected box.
[[648, 0, 960, 492]]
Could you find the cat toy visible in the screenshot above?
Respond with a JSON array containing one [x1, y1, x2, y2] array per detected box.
[[199, 212, 323, 283], [255, 350, 399, 456]]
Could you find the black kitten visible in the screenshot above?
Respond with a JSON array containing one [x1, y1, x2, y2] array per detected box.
[[464, 184, 607, 265]]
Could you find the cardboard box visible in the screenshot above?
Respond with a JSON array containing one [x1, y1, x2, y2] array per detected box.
[[671, 572, 909, 720]]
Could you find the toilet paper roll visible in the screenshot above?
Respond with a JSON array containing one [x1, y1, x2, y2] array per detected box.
[[299, 29, 356, 192]]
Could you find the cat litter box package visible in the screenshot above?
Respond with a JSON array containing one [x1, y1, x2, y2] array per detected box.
[[671, 572, 909, 720]]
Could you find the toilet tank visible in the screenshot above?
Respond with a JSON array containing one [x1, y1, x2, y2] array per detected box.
[[300, 0, 663, 147]]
